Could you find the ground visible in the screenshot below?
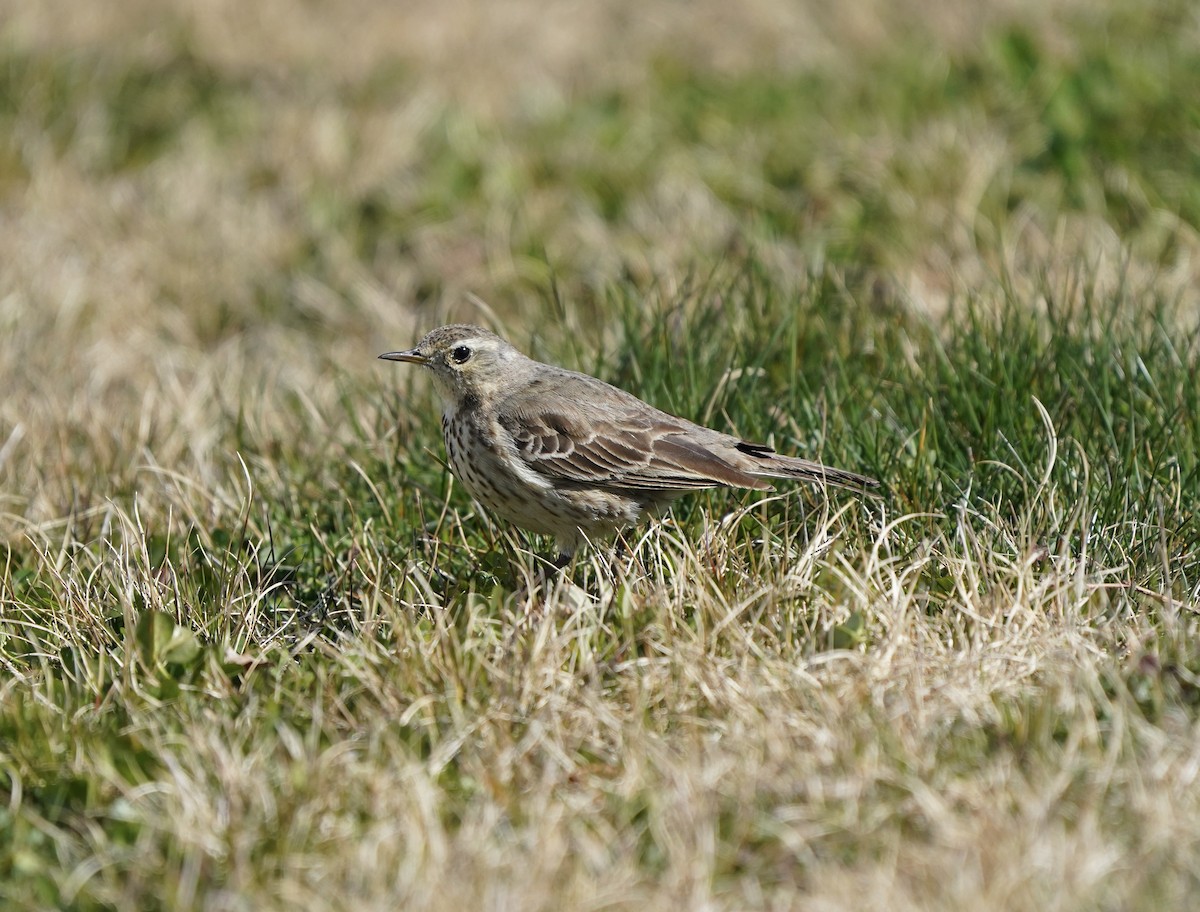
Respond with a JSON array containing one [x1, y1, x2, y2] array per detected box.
[[1, 0, 1198, 908]]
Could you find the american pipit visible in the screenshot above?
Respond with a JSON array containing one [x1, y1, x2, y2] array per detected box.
[[381, 324, 879, 562]]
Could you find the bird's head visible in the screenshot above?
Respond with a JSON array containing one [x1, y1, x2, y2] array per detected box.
[[379, 324, 524, 407]]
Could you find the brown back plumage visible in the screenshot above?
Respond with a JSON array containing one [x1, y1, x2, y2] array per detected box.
[[495, 365, 878, 495]]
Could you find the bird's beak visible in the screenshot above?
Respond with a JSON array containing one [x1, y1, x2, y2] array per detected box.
[[378, 348, 428, 365]]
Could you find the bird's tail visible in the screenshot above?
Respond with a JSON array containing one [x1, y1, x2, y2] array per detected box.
[[738, 443, 881, 493]]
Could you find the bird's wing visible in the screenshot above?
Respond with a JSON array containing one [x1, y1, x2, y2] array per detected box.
[[496, 372, 771, 492]]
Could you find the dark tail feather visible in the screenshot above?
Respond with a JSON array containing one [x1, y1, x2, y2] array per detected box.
[[737, 442, 880, 493]]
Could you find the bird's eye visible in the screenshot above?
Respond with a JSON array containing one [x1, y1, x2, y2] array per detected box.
[[451, 345, 472, 364]]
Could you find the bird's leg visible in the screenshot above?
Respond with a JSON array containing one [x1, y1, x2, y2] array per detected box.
[[611, 533, 631, 562], [551, 531, 585, 572]]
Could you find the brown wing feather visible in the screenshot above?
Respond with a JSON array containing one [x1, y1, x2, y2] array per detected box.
[[496, 371, 770, 492]]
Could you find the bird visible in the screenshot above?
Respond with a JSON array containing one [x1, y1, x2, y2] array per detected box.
[[380, 324, 879, 563]]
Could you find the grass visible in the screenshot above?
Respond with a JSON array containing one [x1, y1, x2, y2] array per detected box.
[[2, 0, 1199, 908]]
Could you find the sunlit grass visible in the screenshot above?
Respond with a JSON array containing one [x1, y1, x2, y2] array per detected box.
[[2, 0, 1199, 908]]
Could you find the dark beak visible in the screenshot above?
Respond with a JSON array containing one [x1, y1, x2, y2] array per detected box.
[[378, 348, 427, 365]]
